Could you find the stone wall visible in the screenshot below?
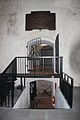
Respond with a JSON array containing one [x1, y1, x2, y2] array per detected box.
[[0, 0, 80, 86]]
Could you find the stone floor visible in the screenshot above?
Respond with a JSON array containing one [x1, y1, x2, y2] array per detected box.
[[0, 108, 80, 120], [72, 87, 80, 111]]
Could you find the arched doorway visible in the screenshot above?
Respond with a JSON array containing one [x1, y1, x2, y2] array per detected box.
[[27, 38, 54, 57], [27, 38, 55, 76], [29, 79, 56, 109]]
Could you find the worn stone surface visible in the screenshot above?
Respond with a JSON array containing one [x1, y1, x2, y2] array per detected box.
[[0, 108, 80, 120], [72, 87, 80, 111]]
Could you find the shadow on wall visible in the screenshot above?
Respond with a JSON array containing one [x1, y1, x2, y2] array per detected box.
[[69, 39, 80, 74]]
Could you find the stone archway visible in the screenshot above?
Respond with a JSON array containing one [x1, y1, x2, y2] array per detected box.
[[26, 37, 55, 73], [26, 78, 59, 109]]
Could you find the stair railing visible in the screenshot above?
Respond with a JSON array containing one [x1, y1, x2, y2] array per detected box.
[[27, 56, 63, 76], [0, 56, 63, 107], [0, 58, 17, 107], [60, 72, 73, 108]]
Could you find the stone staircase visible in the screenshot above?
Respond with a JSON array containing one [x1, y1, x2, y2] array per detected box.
[[0, 87, 80, 120]]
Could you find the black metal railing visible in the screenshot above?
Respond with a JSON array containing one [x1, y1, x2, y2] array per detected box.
[[16, 57, 27, 74], [0, 58, 17, 107], [0, 75, 11, 107], [15, 56, 63, 77], [0, 56, 63, 107], [0, 57, 24, 107], [27, 56, 63, 76], [60, 72, 73, 108], [1, 56, 73, 109], [2, 57, 17, 75]]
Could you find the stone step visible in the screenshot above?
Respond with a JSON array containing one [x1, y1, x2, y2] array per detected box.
[[0, 108, 80, 120]]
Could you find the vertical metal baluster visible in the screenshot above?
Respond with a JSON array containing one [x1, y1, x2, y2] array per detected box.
[[20, 77, 23, 91], [11, 79, 14, 107], [8, 92, 10, 107]]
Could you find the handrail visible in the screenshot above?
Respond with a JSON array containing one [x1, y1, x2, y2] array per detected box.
[[27, 56, 63, 74], [62, 72, 73, 80], [27, 56, 63, 58], [0, 57, 17, 107], [2, 57, 17, 74]]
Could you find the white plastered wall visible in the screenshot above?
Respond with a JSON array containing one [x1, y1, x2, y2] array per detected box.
[[0, 0, 80, 86]]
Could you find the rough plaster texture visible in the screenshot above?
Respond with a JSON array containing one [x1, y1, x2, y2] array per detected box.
[[0, 0, 80, 85]]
